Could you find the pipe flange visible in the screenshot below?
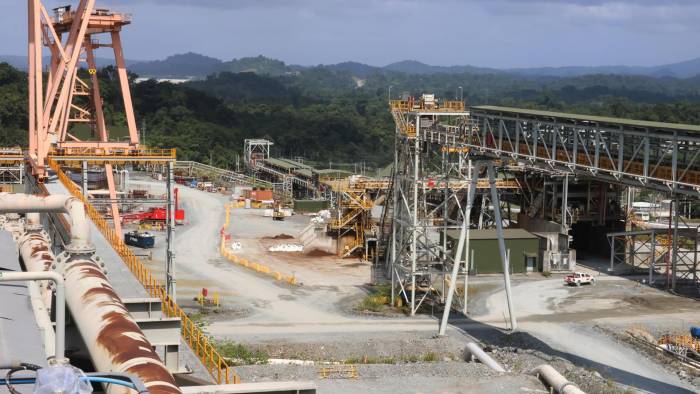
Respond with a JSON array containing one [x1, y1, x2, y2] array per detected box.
[[56, 250, 104, 273], [24, 223, 44, 232], [64, 244, 97, 255], [559, 382, 579, 392]]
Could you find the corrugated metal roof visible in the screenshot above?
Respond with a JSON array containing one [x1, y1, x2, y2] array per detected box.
[[294, 168, 314, 178], [263, 158, 298, 170], [280, 159, 313, 169], [472, 105, 700, 133], [316, 169, 353, 178], [445, 228, 538, 240]]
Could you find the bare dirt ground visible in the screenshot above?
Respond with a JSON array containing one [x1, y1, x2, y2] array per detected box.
[[466, 270, 700, 393], [126, 174, 700, 393]]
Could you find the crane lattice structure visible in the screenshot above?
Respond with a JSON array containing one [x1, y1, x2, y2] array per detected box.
[[26, 1, 178, 297], [27, 0, 141, 235]]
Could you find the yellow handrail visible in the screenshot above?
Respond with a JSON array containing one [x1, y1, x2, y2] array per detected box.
[[49, 147, 176, 159], [47, 158, 239, 385], [220, 204, 298, 286]]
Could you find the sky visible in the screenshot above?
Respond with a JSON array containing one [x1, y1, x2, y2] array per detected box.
[[1, 0, 699, 68]]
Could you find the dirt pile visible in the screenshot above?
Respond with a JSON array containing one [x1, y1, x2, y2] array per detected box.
[[264, 234, 295, 240], [306, 248, 335, 257]]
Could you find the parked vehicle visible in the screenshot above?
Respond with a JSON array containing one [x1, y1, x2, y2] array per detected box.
[[124, 231, 155, 248], [564, 272, 596, 286]]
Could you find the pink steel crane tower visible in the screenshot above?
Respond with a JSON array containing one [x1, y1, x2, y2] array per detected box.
[[27, 0, 141, 234]]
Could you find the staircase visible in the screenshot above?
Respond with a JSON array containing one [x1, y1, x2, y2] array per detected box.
[[392, 109, 415, 137], [341, 224, 365, 258], [329, 208, 364, 230]]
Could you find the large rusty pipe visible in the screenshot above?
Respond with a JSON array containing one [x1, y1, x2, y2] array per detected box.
[[18, 215, 56, 307], [0, 195, 181, 393], [0, 193, 90, 251], [60, 254, 181, 394]]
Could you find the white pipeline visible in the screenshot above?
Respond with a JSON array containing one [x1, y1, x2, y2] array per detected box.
[[0, 193, 90, 252], [0, 271, 66, 363], [532, 364, 585, 394], [464, 342, 506, 372], [27, 281, 57, 360]]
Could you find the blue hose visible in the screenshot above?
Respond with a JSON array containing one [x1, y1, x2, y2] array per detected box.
[[81, 376, 137, 389], [0, 379, 36, 385], [0, 376, 136, 389]]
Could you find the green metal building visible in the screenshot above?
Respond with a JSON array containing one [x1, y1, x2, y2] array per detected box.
[[293, 199, 329, 213], [444, 229, 539, 274]]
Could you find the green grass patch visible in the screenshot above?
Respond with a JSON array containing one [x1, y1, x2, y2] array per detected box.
[[215, 340, 269, 366], [356, 284, 393, 312], [422, 352, 438, 362], [342, 353, 440, 365]]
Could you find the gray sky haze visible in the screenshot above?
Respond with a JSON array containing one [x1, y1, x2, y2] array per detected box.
[[1, 0, 699, 68]]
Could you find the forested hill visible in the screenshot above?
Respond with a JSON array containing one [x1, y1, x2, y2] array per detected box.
[[1, 61, 700, 169]]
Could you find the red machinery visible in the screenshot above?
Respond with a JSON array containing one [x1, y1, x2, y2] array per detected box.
[[123, 188, 185, 225]]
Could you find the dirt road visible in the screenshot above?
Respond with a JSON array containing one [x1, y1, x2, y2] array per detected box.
[[468, 274, 699, 393], [130, 178, 452, 343]]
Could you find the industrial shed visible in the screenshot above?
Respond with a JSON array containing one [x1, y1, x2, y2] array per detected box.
[[445, 229, 539, 274]]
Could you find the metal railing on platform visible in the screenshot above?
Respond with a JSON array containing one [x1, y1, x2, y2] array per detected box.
[[47, 158, 239, 385], [49, 147, 176, 162]]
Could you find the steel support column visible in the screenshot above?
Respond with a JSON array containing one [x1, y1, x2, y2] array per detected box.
[[166, 161, 176, 299], [488, 164, 517, 331], [439, 160, 478, 336]]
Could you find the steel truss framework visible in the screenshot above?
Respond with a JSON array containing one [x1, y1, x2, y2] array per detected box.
[[0, 148, 25, 184], [244, 139, 273, 169], [608, 226, 700, 289], [386, 108, 518, 322], [461, 106, 700, 289], [174, 160, 274, 188], [467, 106, 700, 196]]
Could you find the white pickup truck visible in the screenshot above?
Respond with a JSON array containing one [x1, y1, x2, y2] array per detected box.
[[564, 272, 596, 286]]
